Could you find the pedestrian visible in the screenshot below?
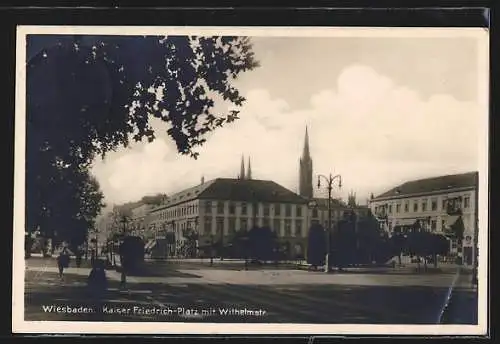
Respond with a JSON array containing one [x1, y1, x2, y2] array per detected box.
[[75, 248, 82, 268], [57, 247, 70, 280], [87, 259, 108, 318]]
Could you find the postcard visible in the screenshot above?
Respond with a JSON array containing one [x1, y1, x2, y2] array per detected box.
[[13, 25, 488, 335]]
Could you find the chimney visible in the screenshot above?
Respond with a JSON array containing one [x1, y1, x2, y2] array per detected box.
[[201, 176, 205, 184]]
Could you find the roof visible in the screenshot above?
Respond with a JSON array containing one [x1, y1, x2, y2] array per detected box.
[[373, 172, 478, 201], [150, 179, 217, 213], [150, 178, 307, 212], [198, 178, 308, 204]]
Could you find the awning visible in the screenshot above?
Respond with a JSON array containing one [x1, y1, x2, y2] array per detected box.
[[145, 239, 157, 251], [395, 218, 419, 226]]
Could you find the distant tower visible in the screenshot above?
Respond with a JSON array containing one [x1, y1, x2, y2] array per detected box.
[[299, 126, 313, 199], [247, 157, 252, 180], [347, 191, 357, 207], [239, 155, 245, 180]]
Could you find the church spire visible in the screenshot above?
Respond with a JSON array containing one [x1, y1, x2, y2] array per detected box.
[[299, 126, 313, 199], [239, 155, 245, 180], [302, 126, 311, 159], [247, 156, 252, 180]]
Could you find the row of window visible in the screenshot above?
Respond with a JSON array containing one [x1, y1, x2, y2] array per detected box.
[[204, 201, 303, 217], [375, 196, 471, 215], [390, 214, 472, 233], [202, 217, 305, 237], [152, 201, 308, 222], [154, 204, 198, 221]]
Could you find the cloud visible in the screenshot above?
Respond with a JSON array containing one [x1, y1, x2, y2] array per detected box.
[[91, 64, 482, 205]]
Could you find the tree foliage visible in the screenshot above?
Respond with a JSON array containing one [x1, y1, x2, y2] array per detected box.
[[26, 34, 259, 245], [119, 235, 145, 272], [306, 223, 326, 267], [141, 193, 168, 205], [247, 226, 278, 261], [355, 213, 383, 263], [226, 227, 277, 261]]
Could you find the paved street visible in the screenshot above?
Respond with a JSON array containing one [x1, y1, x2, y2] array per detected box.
[[24, 258, 477, 324]]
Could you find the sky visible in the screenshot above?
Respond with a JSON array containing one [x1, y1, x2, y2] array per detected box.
[[89, 33, 486, 207]]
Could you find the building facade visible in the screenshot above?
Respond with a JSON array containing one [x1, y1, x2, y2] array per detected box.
[[129, 203, 154, 238], [369, 172, 478, 265], [147, 178, 310, 258]]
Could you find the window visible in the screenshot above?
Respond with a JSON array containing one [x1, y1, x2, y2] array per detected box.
[[263, 217, 270, 228], [413, 202, 418, 212], [441, 199, 447, 211], [431, 220, 437, 231], [396, 204, 401, 213], [404, 201, 409, 213], [205, 201, 212, 214], [273, 219, 281, 234], [464, 196, 470, 208], [285, 204, 292, 217], [263, 204, 270, 216], [296, 206, 302, 217], [441, 219, 446, 231], [216, 217, 224, 236], [274, 204, 281, 216], [422, 200, 427, 212], [229, 202, 236, 215], [284, 220, 292, 236], [217, 201, 224, 214], [431, 199, 437, 211], [241, 202, 247, 215], [388, 204, 393, 214], [228, 218, 236, 235], [295, 220, 303, 237], [253, 204, 259, 217], [312, 208, 318, 218], [240, 218, 248, 231]]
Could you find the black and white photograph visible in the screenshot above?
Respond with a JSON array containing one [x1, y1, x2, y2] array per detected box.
[[13, 26, 488, 335]]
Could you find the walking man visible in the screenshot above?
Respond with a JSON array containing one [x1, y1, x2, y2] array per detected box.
[[57, 247, 70, 280]]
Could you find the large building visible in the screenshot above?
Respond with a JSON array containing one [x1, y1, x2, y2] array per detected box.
[[147, 178, 310, 258], [369, 171, 478, 265], [144, 125, 373, 259], [128, 203, 154, 238]]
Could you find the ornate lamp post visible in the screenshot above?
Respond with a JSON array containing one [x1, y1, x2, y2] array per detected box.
[[120, 216, 129, 236], [317, 173, 342, 273]]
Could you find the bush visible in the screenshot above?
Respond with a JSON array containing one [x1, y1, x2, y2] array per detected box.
[[306, 223, 326, 267]]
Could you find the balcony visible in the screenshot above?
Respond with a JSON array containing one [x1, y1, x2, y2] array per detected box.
[[445, 197, 463, 216]]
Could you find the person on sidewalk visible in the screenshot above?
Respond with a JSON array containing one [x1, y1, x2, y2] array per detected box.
[[56, 248, 70, 280], [87, 259, 108, 317], [75, 248, 83, 268]]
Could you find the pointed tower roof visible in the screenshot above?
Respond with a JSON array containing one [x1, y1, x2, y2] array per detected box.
[[240, 155, 245, 180], [302, 126, 311, 159], [247, 156, 252, 180]]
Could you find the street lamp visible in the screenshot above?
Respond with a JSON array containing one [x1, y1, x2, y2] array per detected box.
[[120, 216, 129, 236], [317, 173, 342, 273]]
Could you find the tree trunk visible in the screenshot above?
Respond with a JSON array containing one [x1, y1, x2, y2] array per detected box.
[[433, 254, 438, 268], [398, 253, 402, 266]]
